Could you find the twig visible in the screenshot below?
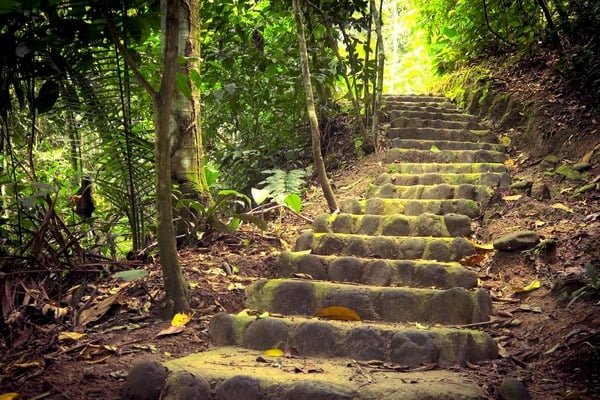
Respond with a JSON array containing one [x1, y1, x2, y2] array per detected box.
[[446, 316, 507, 328]]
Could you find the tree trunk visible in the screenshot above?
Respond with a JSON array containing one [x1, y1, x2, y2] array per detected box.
[[292, 0, 337, 212], [170, 0, 209, 199], [153, 0, 190, 317], [370, 0, 385, 144]]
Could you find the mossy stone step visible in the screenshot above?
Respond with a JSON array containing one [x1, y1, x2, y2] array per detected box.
[[374, 171, 511, 188], [209, 313, 498, 366], [384, 102, 462, 114], [312, 212, 472, 238], [390, 138, 506, 152], [158, 347, 483, 400], [385, 94, 448, 103], [390, 109, 478, 123], [367, 183, 493, 203], [387, 162, 507, 174], [391, 116, 485, 130], [278, 252, 478, 289], [341, 197, 481, 218], [388, 127, 494, 143], [294, 232, 475, 262], [245, 279, 491, 325], [385, 148, 507, 164]]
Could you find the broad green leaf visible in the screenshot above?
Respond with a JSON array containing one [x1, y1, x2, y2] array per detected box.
[[430, 145, 441, 153], [189, 69, 202, 89], [112, 269, 148, 282], [34, 80, 60, 114], [284, 193, 302, 213], [233, 213, 268, 231], [175, 72, 192, 99]]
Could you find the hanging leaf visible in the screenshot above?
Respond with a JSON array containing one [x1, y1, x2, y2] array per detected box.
[[515, 279, 541, 293], [315, 306, 361, 321], [263, 348, 284, 357], [284, 193, 302, 213], [175, 72, 192, 99], [34, 80, 60, 114], [112, 269, 148, 282], [251, 187, 271, 205], [189, 69, 202, 89], [171, 313, 191, 327]]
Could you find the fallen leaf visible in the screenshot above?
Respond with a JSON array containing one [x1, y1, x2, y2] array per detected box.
[[58, 331, 87, 342], [504, 159, 516, 167], [171, 313, 191, 327], [499, 135, 512, 146], [515, 279, 541, 293], [77, 292, 121, 328], [263, 348, 284, 357], [430, 145, 441, 153], [502, 194, 522, 201], [227, 282, 246, 291], [544, 343, 561, 355], [461, 253, 491, 267], [294, 249, 312, 255], [293, 273, 314, 280], [315, 306, 361, 321], [496, 343, 510, 358], [155, 325, 185, 338], [519, 304, 542, 313], [468, 240, 495, 251], [112, 269, 148, 281], [580, 143, 600, 164], [551, 203, 574, 213], [257, 312, 270, 319], [0, 393, 21, 400]]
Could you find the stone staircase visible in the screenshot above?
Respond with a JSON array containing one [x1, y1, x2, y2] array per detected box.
[[125, 95, 510, 399]]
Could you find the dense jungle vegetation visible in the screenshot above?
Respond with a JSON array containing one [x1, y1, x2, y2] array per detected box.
[[1, 0, 599, 315]]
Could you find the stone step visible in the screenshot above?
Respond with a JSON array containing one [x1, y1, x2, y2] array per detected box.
[[209, 313, 498, 366], [385, 94, 448, 103], [341, 197, 481, 218], [245, 279, 491, 325], [278, 252, 478, 289], [390, 109, 478, 123], [367, 183, 493, 203], [387, 162, 507, 174], [391, 116, 485, 130], [388, 127, 495, 143], [384, 148, 507, 164], [374, 171, 511, 188], [389, 138, 506, 152], [294, 232, 475, 262], [312, 212, 472, 238], [157, 347, 483, 400], [385, 102, 462, 114]]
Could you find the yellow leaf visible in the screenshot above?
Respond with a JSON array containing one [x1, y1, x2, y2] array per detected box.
[[58, 331, 87, 342], [469, 241, 495, 251], [0, 393, 21, 400], [315, 306, 361, 321], [295, 249, 312, 255], [414, 322, 429, 330], [430, 145, 441, 153], [504, 159, 516, 167], [499, 135, 512, 146], [171, 313, 191, 327], [551, 203, 573, 213], [263, 348, 284, 357], [502, 194, 522, 201], [515, 279, 541, 293]]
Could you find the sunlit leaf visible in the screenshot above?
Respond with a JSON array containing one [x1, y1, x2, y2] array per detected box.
[[315, 306, 361, 321], [502, 194, 522, 201], [263, 348, 284, 357], [251, 187, 271, 205], [171, 313, 191, 327], [0, 393, 21, 400], [504, 159, 516, 167], [284, 193, 302, 213], [58, 331, 87, 341], [515, 279, 541, 293], [430, 145, 441, 153], [551, 203, 573, 213]]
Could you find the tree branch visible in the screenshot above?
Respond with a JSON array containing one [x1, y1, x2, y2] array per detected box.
[[482, 0, 517, 47], [105, 11, 157, 98]]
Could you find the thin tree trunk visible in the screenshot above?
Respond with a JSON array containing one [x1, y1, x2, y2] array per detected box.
[[323, 21, 368, 140], [534, 0, 562, 52], [370, 0, 385, 144], [292, 0, 337, 212]]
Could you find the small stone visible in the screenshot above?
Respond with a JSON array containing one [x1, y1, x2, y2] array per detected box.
[[216, 376, 262, 400], [123, 360, 168, 400], [530, 182, 551, 200], [163, 372, 211, 400], [493, 231, 540, 251], [498, 377, 531, 400], [285, 382, 355, 400], [573, 162, 591, 172]]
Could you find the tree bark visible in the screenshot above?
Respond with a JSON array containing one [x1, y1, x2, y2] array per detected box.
[[292, 0, 338, 212], [370, 0, 385, 143]]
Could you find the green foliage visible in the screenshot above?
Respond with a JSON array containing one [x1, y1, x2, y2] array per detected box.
[[568, 263, 600, 307], [251, 168, 306, 212]]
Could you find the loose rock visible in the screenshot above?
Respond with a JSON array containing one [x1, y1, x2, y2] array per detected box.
[[497, 377, 531, 400], [123, 360, 168, 400], [493, 231, 540, 251]]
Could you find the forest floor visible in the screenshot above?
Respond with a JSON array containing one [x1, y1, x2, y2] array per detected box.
[[1, 55, 600, 399]]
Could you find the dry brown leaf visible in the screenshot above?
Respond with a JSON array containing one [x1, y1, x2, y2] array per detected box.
[[77, 292, 121, 328], [315, 306, 361, 321], [155, 325, 185, 338], [551, 203, 574, 213]]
